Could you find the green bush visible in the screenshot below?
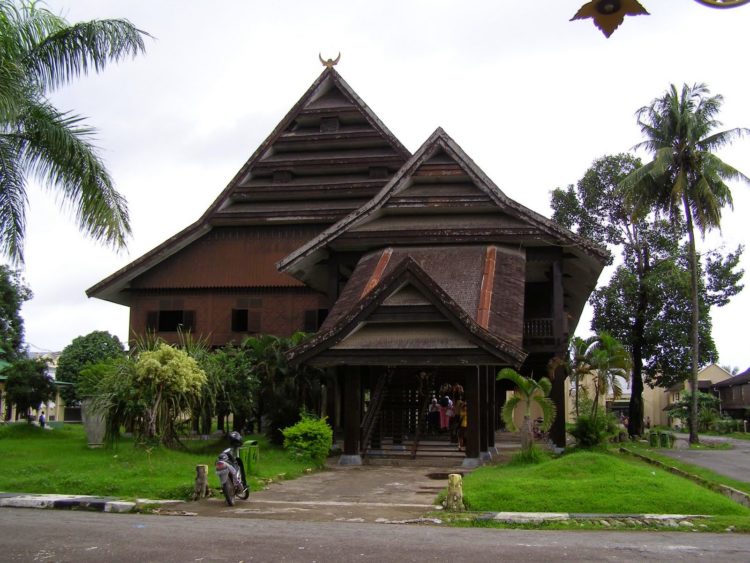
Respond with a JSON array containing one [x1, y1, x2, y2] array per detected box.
[[568, 414, 618, 448], [712, 418, 742, 434], [281, 412, 333, 467]]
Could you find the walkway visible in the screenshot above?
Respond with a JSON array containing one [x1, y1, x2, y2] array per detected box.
[[166, 432, 523, 522], [658, 433, 750, 483]]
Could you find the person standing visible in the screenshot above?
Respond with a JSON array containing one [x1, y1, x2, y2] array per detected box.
[[456, 398, 468, 451], [39, 411, 46, 429]]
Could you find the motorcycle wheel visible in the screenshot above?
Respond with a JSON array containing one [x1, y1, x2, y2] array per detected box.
[[237, 481, 250, 500], [221, 480, 235, 506]]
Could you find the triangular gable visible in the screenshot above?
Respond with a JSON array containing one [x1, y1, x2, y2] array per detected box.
[[287, 256, 527, 367], [278, 127, 608, 287], [87, 67, 410, 304], [206, 67, 410, 220]]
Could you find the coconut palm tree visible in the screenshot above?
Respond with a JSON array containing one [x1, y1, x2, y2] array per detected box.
[[0, 0, 149, 262], [497, 368, 556, 453], [620, 83, 749, 444]]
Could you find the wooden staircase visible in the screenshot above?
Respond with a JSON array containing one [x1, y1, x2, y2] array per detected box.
[[365, 434, 466, 467]]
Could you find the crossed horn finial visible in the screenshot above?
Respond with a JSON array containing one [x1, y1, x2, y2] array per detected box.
[[319, 52, 341, 68]]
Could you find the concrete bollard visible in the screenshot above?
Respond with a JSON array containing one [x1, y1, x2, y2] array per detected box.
[[444, 473, 465, 512], [192, 464, 211, 500]]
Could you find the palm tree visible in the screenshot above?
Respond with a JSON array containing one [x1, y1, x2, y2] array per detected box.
[[585, 331, 631, 420], [620, 83, 749, 444], [0, 0, 149, 263], [496, 368, 556, 453], [567, 335, 595, 418]]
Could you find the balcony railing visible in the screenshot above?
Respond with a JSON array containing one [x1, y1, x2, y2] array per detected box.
[[524, 318, 554, 339]]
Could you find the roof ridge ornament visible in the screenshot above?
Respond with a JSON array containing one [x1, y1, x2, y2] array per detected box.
[[319, 52, 341, 68]]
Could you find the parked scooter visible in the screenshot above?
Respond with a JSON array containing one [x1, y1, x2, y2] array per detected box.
[[215, 431, 250, 506]]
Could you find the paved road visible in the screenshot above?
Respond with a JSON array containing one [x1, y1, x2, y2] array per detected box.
[[659, 435, 750, 483], [3, 508, 750, 562]]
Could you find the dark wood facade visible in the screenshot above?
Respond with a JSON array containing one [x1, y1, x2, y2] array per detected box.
[[87, 68, 410, 343], [89, 68, 607, 461], [715, 368, 750, 419]]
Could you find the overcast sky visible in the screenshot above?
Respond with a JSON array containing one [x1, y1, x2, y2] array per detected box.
[[14, 0, 750, 372]]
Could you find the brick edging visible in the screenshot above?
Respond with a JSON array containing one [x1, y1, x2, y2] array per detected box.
[[619, 447, 750, 508]]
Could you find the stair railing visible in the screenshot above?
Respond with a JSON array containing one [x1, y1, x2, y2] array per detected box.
[[360, 369, 392, 455]]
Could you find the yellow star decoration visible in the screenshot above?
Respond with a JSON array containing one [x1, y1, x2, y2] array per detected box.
[[571, 0, 650, 38]]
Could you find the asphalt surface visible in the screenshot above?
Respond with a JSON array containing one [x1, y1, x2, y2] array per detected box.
[[3, 508, 750, 562], [659, 434, 750, 482]]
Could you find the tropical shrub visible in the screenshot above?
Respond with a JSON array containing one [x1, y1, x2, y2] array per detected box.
[[497, 368, 556, 454], [712, 418, 742, 434], [281, 411, 333, 466], [85, 344, 206, 447], [568, 414, 618, 448]]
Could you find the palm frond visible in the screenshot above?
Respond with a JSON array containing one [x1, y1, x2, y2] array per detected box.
[[24, 18, 150, 93], [533, 396, 557, 431], [497, 367, 528, 396], [501, 396, 521, 431], [0, 134, 28, 262], [536, 376, 553, 397], [15, 101, 131, 249]]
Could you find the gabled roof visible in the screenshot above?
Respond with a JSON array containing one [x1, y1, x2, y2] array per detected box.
[[87, 67, 410, 304], [277, 127, 608, 333], [278, 127, 609, 285], [287, 254, 527, 367], [714, 367, 750, 388]]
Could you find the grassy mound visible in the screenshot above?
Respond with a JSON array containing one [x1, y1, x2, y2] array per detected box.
[[462, 450, 749, 516]]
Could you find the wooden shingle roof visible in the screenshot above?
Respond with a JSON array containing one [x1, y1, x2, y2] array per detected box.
[[287, 254, 527, 367]]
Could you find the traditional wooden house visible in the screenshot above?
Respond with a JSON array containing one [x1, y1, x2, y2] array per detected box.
[[715, 367, 750, 420], [88, 67, 607, 465]]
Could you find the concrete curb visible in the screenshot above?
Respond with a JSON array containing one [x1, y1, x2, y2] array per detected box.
[[0, 493, 183, 513]]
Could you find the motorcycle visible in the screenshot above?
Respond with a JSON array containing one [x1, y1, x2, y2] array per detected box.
[[215, 431, 250, 506]]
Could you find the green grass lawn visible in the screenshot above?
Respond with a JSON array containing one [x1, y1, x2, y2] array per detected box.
[[0, 423, 319, 500], [462, 450, 750, 517]]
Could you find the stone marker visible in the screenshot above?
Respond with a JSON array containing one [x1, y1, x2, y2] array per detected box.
[[445, 473, 465, 512], [192, 464, 211, 500]]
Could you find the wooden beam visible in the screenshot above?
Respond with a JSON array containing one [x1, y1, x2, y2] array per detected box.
[[466, 368, 480, 460], [343, 367, 361, 456]]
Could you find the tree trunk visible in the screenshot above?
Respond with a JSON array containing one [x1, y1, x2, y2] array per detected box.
[[521, 415, 532, 451], [200, 406, 212, 435], [628, 251, 648, 437], [683, 195, 700, 445]]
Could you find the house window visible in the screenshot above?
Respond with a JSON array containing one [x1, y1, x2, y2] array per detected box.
[[146, 310, 195, 332], [231, 309, 261, 333]]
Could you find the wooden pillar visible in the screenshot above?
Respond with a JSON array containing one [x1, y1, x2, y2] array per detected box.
[[371, 367, 383, 450], [342, 367, 362, 462], [552, 258, 565, 344], [392, 384, 404, 448], [479, 366, 490, 459], [487, 367, 496, 452], [549, 362, 566, 448], [464, 367, 480, 465]]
